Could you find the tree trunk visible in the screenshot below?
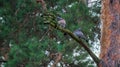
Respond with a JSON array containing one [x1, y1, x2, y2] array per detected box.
[[99, 0, 120, 67]]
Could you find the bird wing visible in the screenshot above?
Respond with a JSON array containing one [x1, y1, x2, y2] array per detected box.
[[74, 30, 85, 38]]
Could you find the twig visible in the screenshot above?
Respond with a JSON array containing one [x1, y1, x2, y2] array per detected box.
[[39, 28, 50, 41], [0, 60, 7, 62]]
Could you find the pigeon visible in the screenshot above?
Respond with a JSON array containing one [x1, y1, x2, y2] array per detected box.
[[57, 17, 66, 28], [73, 28, 88, 42]]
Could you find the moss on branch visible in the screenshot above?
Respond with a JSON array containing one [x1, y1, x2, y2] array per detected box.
[[49, 23, 100, 65]]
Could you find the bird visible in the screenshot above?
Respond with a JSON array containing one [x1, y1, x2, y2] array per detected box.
[[73, 28, 88, 42], [57, 17, 66, 28], [57, 17, 67, 35]]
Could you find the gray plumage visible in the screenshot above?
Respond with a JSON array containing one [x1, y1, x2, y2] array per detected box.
[[57, 17, 66, 28], [73, 28, 88, 42]]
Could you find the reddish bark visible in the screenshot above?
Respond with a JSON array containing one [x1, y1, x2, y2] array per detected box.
[[100, 0, 120, 66]]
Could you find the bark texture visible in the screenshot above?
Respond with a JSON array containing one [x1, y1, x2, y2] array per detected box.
[[100, 0, 120, 67]]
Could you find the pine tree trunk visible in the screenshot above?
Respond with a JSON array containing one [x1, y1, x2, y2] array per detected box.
[[99, 0, 120, 67]]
